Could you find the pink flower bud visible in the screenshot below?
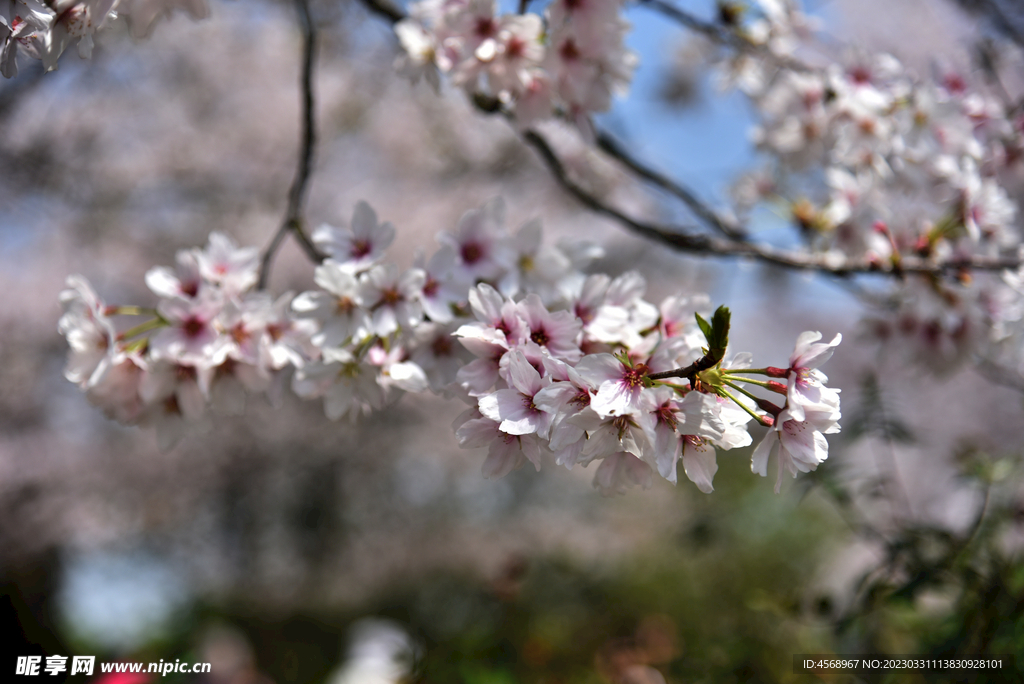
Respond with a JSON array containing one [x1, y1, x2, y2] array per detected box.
[[754, 397, 783, 417]]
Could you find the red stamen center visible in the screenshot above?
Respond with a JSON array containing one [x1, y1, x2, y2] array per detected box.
[[461, 242, 484, 265], [351, 239, 373, 259], [182, 316, 205, 338]]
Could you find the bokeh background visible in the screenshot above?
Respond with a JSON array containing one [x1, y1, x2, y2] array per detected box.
[[2, 0, 1024, 682]]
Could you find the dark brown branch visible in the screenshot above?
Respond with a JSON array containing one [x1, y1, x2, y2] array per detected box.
[[258, 0, 325, 290], [359, 0, 405, 24], [594, 129, 747, 241], [647, 355, 717, 382], [521, 130, 713, 253], [637, 0, 742, 48]]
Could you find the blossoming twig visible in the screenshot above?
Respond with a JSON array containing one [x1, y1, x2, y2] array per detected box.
[[521, 128, 1023, 277], [352, 0, 1024, 281]]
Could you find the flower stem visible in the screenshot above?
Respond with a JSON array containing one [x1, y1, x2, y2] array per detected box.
[[723, 374, 787, 394], [724, 366, 788, 378], [121, 337, 149, 354], [719, 386, 771, 426], [107, 305, 158, 317], [654, 380, 690, 394], [723, 374, 771, 387], [723, 379, 761, 403], [118, 317, 166, 341]]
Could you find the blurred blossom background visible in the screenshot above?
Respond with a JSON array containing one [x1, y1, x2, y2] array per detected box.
[[3, 0, 1024, 682]]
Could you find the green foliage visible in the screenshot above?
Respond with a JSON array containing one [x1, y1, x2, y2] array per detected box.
[[695, 305, 731, 366]]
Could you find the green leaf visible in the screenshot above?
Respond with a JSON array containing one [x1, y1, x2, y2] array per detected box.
[[708, 305, 731, 354], [695, 305, 731, 365], [695, 312, 712, 340]]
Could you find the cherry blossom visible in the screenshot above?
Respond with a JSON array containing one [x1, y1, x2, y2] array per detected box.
[[58, 275, 115, 388], [575, 353, 653, 418], [291, 261, 367, 348], [478, 350, 553, 437], [785, 331, 842, 422], [359, 263, 426, 337], [751, 406, 838, 494], [313, 202, 396, 274]]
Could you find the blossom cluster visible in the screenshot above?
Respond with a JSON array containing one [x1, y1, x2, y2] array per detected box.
[[708, 0, 1024, 376], [723, 1, 1020, 261], [1, 0, 207, 78], [394, 0, 637, 130], [59, 198, 843, 494], [59, 233, 315, 450]]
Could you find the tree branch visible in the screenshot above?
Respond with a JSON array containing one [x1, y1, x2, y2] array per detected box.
[[520, 128, 1022, 277], [360, 0, 405, 24], [521, 129, 713, 252], [258, 0, 326, 291], [594, 129, 747, 241], [636, 0, 743, 48], [355, 0, 1024, 279]]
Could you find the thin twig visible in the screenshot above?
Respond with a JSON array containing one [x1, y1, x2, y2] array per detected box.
[[258, 0, 325, 290], [595, 129, 747, 240], [637, 0, 741, 47]]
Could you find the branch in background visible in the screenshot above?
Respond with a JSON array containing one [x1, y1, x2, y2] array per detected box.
[[356, 0, 751, 242], [356, 0, 1024, 279], [594, 129, 748, 241], [521, 128, 1022, 277], [953, 0, 1024, 50], [521, 129, 713, 253], [258, 0, 326, 290], [360, 0, 756, 243], [360, 0, 405, 24], [636, 0, 744, 48], [637, 0, 813, 72], [975, 39, 1015, 112]]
